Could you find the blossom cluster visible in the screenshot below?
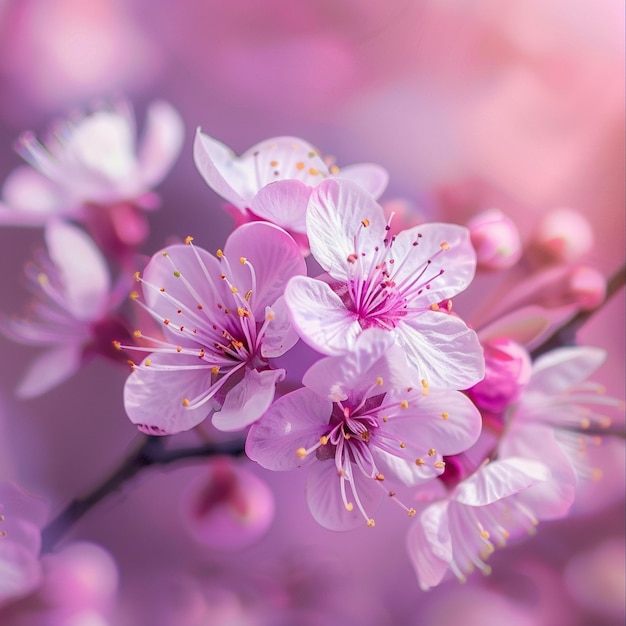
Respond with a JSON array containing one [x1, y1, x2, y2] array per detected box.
[[0, 100, 623, 614]]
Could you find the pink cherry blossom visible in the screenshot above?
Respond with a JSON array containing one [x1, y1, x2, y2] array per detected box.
[[123, 221, 306, 434], [246, 329, 482, 530], [2, 220, 129, 397], [284, 178, 485, 389], [193, 130, 388, 237], [406, 457, 550, 591], [0, 482, 49, 605]]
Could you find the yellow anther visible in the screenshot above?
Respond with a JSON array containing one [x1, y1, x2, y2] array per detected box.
[[400, 442, 406, 449], [133, 271, 141, 282], [407, 508, 416, 517], [319, 435, 328, 445], [266, 311, 275, 321], [296, 161, 305, 170], [376, 377, 384, 386], [130, 291, 139, 300], [415, 458, 425, 466], [375, 473, 385, 481], [216, 249, 224, 258], [296, 447, 307, 459], [430, 303, 440, 311], [428, 448, 436, 456], [309, 167, 319, 176], [133, 330, 142, 338], [434, 461, 446, 469], [173, 270, 181, 278], [270, 160, 278, 167], [245, 290, 253, 301], [421, 379, 429, 396], [481, 530, 490, 539], [237, 307, 249, 317], [37, 273, 48, 285], [145, 359, 152, 366], [400, 400, 409, 409], [112, 340, 121, 350], [440, 241, 450, 251], [184, 235, 194, 244], [161, 251, 169, 257], [176, 346, 182, 353], [382, 416, 389, 422], [182, 398, 190, 407], [330, 165, 340, 175], [366, 519, 376, 528], [211, 366, 220, 375], [239, 257, 247, 265], [361, 218, 371, 227], [345, 502, 354, 511], [441, 412, 449, 420], [230, 286, 239, 294]]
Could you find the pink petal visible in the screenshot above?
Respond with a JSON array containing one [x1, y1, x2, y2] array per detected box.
[[526, 346, 606, 395], [249, 179, 311, 233], [335, 163, 389, 199], [453, 458, 550, 507], [224, 221, 306, 314], [0, 483, 49, 529], [306, 179, 387, 280], [285, 276, 362, 355], [396, 312, 484, 389], [0, 166, 65, 219], [193, 129, 249, 209], [124, 353, 215, 435], [45, 221, 110, 320], [16, 345, 82, 398], [212, 368, 285, 432], [260, 297, 299, 359], [478, 305, 553, 347], [0, 540, 42, 603], [406, 501, 452, 591], [305, 461, 383, 531], [245, 388, 332, 470], [137, 101, 184, 188]]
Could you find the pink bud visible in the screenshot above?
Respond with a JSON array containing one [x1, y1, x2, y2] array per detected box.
[[566, 266, 607, 310], [467, 209, 522, 270], [468, 339, 532, 413], [180, 457, 274, 551], [531, 208, 594, 264]]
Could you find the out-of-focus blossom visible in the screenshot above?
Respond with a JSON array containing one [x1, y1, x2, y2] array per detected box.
[[180, 457, 274, 550], [247, 329, 482, 530], [0, 100, 183, 255], [528, 208, 595, 265], [2, 221, 131, 398], [122, 222, 306, 434], [193, 130, 388, 242], [0, 482, 48, 605], [406, 457, 549, 590], [285, 179, 484, 389], [467, 208, 522, 271]]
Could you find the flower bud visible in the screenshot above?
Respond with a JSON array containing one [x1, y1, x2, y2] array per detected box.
[[531, 208, 594, 264], [566, 266, 606, 311], [468, 338, 532, 413], [180, 457, 274, 551], [467, 209, 522, 270]]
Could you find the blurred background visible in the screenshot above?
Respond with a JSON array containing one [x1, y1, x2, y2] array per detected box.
[[0, 1, 623, 624]]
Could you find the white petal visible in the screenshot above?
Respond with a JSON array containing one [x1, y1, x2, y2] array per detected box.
[[335, 163, 389, 199], [16, 345, 82, 398]]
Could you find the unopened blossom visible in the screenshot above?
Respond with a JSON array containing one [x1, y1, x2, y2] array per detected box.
[[467, 208, 522, 271], [247, 330, 482, 530], [193, 130, 388, 238], [0, 482, 49, 605], [0, 100, 183, 252], [122, 221, 306, 434], [2, 220, 130, 397], [406, 457, 550, 591], [285, 178, 484, 389]]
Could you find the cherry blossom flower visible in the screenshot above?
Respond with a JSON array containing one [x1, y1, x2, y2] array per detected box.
[[406, 457, 550, 591], [122, 221, 306, 434], [0, 482, 48, 605], [2, 220, 130, 398], [284, 178, 484, 389], [246, 330, 482, 530], [0, 100, 184, 254], [193, 130, 388, 239]]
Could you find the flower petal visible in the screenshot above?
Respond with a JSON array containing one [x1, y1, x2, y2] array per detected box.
[[0, 166, 65, 220], [124, 352, 215, 435], [212, 367, 285, 432], [305, 460, 383, 531], [224, 221, 306, 314], [306, 178, 387, 280], [396, 312, 484, 389], [249, 179, 311, 233], [285, 276, 362, 355], [260, 297, 299, 358], [138, 100, 184, 188], [16, 345, 82, 398], [335, 163, 389, 199], [45, 220, 110, 320], [246, 388, 332, 470]]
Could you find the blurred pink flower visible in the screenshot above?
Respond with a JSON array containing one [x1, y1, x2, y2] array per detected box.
[[467, 208, 522, 271], [123, 221, 306, 434], [0, 482, 48, 606], [285, 179, 484, 389], [2, 220, 130, 397], [247, 329, 482, 530]]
